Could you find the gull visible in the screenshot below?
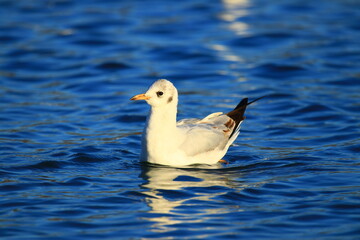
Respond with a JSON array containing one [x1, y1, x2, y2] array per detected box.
[[130, 79, 260, 166]]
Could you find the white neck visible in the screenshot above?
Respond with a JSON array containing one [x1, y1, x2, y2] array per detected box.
[[147, 104, 177, 131], [141, 102, 179, 163]]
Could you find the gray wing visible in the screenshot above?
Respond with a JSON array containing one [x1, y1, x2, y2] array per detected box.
[[177, 112, 237, 157]]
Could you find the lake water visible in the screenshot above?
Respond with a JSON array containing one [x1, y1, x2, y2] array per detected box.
[[1, 0, 360, 239]]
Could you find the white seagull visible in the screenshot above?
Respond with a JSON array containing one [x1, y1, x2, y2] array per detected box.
[[130, 79, 260, 167]]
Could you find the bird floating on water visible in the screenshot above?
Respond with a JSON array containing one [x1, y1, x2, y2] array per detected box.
[[130, 79, 261, 167]]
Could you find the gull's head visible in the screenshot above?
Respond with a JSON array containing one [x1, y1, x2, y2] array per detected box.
[[130, 79, 178, 107]]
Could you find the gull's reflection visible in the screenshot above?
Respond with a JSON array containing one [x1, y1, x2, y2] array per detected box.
[[140, 164, 245, 233]]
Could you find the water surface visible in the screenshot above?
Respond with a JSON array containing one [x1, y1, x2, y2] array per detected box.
[[1, 0, 360, 239]]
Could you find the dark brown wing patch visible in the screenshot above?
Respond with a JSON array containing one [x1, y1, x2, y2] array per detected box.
[[224, 118, 235, 129]]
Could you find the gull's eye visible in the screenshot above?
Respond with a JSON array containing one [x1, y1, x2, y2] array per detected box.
[[156, 91, 164, 97]]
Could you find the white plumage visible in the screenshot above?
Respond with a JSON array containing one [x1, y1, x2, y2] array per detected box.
[[130, 79, 252, 167]]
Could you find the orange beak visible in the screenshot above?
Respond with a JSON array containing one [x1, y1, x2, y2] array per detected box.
[[130, 93, 151, 101]]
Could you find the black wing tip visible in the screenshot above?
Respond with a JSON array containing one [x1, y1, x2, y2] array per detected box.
[[247, 96, 266, 106], [226, 96, 264, 138], [233, 95, 265, 111], [227, 96, 265, 119], [226, 98, 248, 123], [235, 98, 248, 110]]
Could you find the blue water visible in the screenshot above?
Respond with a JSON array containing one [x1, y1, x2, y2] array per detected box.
[[1, 0, 360, 239]]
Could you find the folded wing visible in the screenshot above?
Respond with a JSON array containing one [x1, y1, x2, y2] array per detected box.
[[176, 98, 250, 158], [177, 113, 236, 157]]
